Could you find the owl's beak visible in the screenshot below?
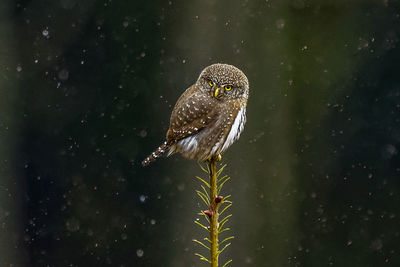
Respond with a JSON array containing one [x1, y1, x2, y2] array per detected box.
[[214, 87, 221, 99]]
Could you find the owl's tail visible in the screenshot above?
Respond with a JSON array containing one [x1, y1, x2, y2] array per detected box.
[[142, 141, 170, 166]]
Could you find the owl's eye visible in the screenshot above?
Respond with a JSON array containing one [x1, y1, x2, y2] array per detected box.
[[224, 85, 232, 91], [208, 81, 214, 87]]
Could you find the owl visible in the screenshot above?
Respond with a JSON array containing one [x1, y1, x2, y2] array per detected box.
[[142, 63, 249, 166]]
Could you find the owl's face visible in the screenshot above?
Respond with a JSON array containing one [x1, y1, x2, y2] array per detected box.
[[196, 63, 249, 100]]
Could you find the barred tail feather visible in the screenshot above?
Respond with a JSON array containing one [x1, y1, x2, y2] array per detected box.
[[142, 141, 169, 166]]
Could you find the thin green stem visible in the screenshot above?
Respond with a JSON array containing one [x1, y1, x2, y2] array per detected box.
[[208, 156, 219, 267], [194, 157, 233, 266]]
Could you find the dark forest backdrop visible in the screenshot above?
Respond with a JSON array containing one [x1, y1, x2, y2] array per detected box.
[[1, 0, 400, 266]]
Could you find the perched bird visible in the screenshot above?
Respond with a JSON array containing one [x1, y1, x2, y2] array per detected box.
[[142, 63, 249, 166]]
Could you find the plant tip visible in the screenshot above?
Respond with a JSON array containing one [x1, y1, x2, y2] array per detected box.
[[215, 196, 223, 203], [204, 210, 213, 218]]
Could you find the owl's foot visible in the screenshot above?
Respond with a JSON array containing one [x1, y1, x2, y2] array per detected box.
[[207, 154, 221, 163]]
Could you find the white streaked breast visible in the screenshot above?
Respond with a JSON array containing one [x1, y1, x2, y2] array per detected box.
[[221, 107, 246, 152]]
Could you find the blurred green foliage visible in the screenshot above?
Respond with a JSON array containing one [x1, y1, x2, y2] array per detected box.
[[1, 0, 399, 266]]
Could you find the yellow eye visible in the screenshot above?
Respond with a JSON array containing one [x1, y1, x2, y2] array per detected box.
[[208, 81, 214, 87], [224, 85, 232, 91]]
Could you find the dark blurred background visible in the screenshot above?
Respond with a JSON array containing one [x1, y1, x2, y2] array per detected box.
[[1, 0, 400, 266]]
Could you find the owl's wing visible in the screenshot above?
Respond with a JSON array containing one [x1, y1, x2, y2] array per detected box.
[[166, 86, 217, 142]]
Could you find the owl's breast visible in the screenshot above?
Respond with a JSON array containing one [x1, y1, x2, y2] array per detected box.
[[170, 98, 247, 161], [198, 104, 247, 160], [220, 106, 246, 152]]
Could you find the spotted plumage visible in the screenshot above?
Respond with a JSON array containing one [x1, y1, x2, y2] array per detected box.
[[142, 63, 249, 166]]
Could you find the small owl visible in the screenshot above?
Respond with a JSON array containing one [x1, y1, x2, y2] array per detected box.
[[142, 63, 249, 166]]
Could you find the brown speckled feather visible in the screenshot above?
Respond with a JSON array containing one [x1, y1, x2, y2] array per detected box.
[[166, 84, 218, 142]]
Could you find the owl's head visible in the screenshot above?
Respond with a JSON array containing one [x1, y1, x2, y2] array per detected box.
[[197, 63, 249, 100]]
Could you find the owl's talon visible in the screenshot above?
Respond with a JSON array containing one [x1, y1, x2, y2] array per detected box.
[[206, 154, 222, 163]]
